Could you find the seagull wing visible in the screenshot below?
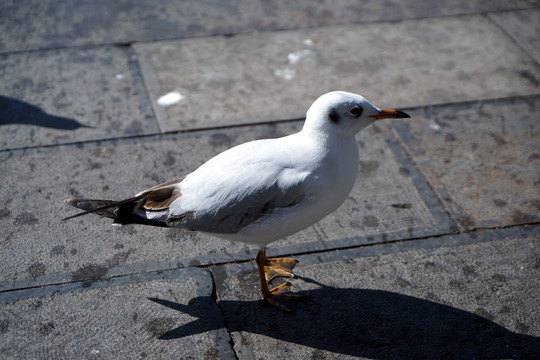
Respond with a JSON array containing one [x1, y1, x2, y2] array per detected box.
[[168, 138, 310, 234]]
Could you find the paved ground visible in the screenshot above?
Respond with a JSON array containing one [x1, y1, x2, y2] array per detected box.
[[1, 1, 539, 359]]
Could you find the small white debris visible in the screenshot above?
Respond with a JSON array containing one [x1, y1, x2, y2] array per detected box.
[[429, 123, 441, 131], [287, 49, 313, 65], [273, 68, 296, 80], [303, 39, 315, 46], [115, 74, 124, 80], [157, 91, 184, 107], [91, 350, 100, 355]]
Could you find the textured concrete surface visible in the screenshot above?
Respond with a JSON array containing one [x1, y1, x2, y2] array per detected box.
[[392, 96, 540, 230], [213, 227, 540, 359], [1, 0, 537, 53], [1, 1, 539, 359], [136, 15, 540, 131], [0, 46, 156, 150], [490, 8, 540, 64], [0, 267, 234, 359]]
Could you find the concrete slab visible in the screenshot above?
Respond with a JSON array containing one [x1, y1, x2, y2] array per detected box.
[[489, 8, 540, 65], [212, 226, 540, 359], [0, 130, 250, 289], [0, 267, 234, 359], [392, 96, 540, 230], [1, 0, 536, 53], [0, 46, 157, 150], [0, 120, 452, 291], [135, 15, 540, 132]]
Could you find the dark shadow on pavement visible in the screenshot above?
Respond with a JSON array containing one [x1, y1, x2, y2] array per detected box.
[[149, 282, 540, 359], [0, 96, 92, 130]]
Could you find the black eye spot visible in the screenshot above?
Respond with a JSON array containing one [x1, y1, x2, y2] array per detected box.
[[350, 106, 363, 117], [328, 108, 340, 124]]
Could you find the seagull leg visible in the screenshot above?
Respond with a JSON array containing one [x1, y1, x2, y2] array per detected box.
[[256, 248, 302, 312]]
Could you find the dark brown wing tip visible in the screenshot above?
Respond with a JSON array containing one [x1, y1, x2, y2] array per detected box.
[[61, 212, 83, 221], [62, 197, 119, 221], [64, 198, 80, 207], [62, 199, 90, 221]]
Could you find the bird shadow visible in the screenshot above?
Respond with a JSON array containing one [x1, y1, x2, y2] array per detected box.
[[0, 96, 92, 130], [148, 279, 540, 359]]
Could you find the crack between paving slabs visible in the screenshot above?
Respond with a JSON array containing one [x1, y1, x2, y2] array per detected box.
[[207, 267, 240, 360]]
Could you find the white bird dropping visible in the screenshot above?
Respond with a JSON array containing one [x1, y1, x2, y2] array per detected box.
[[157, 91, 184, 107]]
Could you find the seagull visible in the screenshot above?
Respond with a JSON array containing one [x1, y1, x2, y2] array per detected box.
[[63, 91, 410, 312]]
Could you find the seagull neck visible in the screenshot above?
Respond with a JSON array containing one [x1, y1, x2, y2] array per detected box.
[[300, 124, 352, 148]]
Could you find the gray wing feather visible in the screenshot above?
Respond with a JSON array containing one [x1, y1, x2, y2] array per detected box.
[[168, 181, 304, 234]]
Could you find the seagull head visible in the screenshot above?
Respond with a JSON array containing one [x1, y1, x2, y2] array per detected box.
[[303, 91, 410, 138]]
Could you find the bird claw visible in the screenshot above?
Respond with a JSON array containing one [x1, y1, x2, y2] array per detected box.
[[264, 283, 304, 313], [264, 257, 298, 282]]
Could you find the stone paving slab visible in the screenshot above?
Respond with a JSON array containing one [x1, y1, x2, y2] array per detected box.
[[0, 267, 234, 359], [0, 119, 453, 291], [0, 45, 157, 150], [135, 15, 540, 132], [392, 96, 540, 231], [0, 0, 536, 53], [212, 225, 540, 359], [489, 8, 540, 65]]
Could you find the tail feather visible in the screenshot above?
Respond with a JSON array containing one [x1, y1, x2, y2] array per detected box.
[[65, 198, 116, 215], [63, 177, 184, 227], [64, 198, 116, 221], [63, 196, 139, 221], [62, 196, 169, 228]]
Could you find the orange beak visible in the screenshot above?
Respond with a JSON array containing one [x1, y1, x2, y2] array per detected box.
[[370, 108, 410, 120]]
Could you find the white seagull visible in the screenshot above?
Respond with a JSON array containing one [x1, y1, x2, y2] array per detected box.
[[63, 91, 410, 312]]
